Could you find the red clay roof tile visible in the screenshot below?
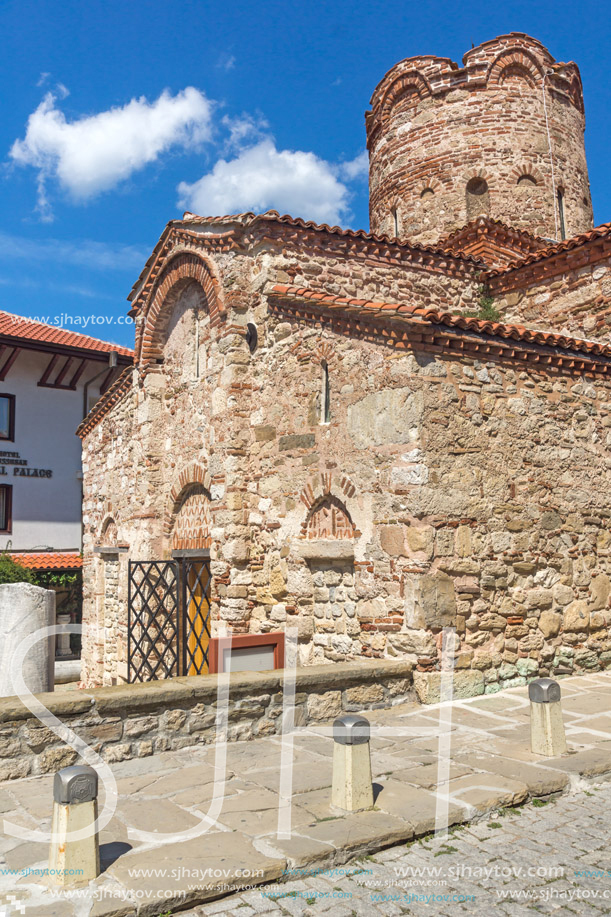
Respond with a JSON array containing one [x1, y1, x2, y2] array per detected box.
[[269, 284, 611, 360], [11, 552, 82, 570], [0, 312, 134, 359], [485, 223, 611, 277]]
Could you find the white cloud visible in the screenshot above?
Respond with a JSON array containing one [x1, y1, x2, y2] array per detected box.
[[177, 138, 352, 225], [10, 87, 213, 214], [340, 150, 368, 181], [222, 113, 269, 152], [216, 53, 236, 71]]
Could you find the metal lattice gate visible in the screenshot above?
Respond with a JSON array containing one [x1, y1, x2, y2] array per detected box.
[[128, 557, 211, 683]]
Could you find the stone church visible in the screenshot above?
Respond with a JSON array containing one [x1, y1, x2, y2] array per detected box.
[[79, 33, 611, 697]]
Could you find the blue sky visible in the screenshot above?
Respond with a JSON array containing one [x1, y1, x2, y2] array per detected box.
[[1, 0, 609, 349]]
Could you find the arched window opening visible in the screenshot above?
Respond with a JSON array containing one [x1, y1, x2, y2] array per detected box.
[[246, 322, 258, 353], [420, 187, 435, 201], [466, 177, 490, 220], [517, 174, 537, 188], [557, 189, 566, 240], [321, 362, 331, 424]]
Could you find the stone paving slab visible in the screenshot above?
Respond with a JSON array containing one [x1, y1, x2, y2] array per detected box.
[[3, 672, 611, 915]]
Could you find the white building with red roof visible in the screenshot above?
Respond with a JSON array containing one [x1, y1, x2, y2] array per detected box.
[[0, 311, 132, 566]]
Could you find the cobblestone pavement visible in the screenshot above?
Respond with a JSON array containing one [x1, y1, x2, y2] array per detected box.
[[184, 785, 611, 916]]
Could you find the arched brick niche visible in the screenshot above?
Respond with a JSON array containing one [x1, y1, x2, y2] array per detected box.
[[135, 251, 224, 368], [298, 472, 360, 539], [100, 516, 118, 546], [164, 462, 213, 551], [171, 485, 212, 552], [305, 496, 355, 540], [487, 49, 542, 88]]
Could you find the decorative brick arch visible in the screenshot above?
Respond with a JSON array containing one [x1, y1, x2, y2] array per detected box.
[[100, 515, 118, 546], [487, 49, 542, 88], [314, 341, 336, 365], [381, 70, 432, 123], [419, 177, 442, 196], [305, 496, 355, 540], [510, 162, 544, 187], [136, 251, 225, 366], [164, 462, 212, 537], [164, 462, 213, 551], [462, 167, 492, 187], [298, 472, 361, 538]]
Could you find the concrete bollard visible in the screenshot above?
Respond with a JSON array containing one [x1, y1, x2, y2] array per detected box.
[[331, 714, 374, 812], [529, 677, 567, 757], [49, 765, 100, 886]]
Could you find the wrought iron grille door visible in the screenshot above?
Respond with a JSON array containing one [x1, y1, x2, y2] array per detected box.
[[128, 557, 211, 682]]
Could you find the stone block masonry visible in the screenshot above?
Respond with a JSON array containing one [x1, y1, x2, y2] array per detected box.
[[0, 660, 412, 781]]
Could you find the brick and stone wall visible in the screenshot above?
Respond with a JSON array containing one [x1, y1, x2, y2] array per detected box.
[[0, 660, 412, 781], [488, 247, 611, 343], [367, 33, 593, 245], [80, 218, 479, 686], [80, 217, 611, 697]]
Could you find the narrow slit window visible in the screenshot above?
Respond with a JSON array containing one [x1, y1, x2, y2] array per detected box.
[[321, 362, 331, 424], [557, 189, 566, 240], [194, 307, 200, 379], [391, 206, 399, 237]]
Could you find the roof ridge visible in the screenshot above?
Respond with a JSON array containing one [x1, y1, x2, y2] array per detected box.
[[439, 216, 550, 248], [179, 209, 483, 264], [486, 222, 611, 277]]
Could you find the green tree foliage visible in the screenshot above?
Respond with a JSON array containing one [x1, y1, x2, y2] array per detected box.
[[0, 552, 35, 584]]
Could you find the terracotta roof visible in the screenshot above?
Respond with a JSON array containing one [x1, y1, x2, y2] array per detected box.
[[485, 223, 611, 277], [439, 217, 550, 268], [11, 552, 82, 570], [179, 210, 478, 260], [269, 284, 611, 361], [0, 312, 134, 359], [128, 210, 482, 306]]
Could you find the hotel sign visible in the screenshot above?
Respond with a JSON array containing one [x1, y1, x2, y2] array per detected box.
[[0, 450, 53, 479]]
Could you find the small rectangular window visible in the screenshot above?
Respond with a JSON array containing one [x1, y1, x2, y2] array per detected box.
[[0, 485, 12, 533], [0, 395, 15, 441]]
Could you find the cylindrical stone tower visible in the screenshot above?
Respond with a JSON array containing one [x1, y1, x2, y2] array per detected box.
[[367, 33, 594, 246]]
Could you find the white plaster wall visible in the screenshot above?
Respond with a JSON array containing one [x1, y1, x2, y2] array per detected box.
[[0, 349, 104, 551]]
